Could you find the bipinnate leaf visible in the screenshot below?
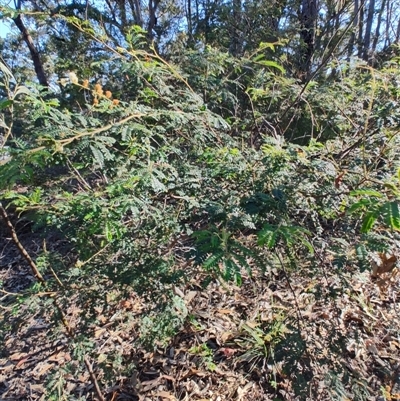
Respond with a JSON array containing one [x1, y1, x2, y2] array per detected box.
[[381, 201, 400, 231], [361, 211, 378, 233], [350, 189, 384, 198], [203, 252, 224, 271], [257, 224, 278, 249], [0, 61, 13, 78]]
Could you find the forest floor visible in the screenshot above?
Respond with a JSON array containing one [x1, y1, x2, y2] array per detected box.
[[1, 219, 400, 401]]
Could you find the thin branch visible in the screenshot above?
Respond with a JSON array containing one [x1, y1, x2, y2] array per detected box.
[[84, 355, 105, 401], [0, 202, 45, 283]]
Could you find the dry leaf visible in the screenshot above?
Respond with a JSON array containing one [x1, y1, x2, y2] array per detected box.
[[334, 171, 346, 188], [35, 362, 54, 376], [371, 253, 397, 277], [184, 291, 198, 303], [155, 391, 176, 400], [15, 357, 29, 368], [217, 309, 235, 315], [119, 300, 132, 309], [9, 352, 28, 361], [220, 347, 237, 357], [94, 328, 107, 338]]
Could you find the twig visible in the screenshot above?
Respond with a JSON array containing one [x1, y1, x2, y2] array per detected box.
[[276, 251, 304, 330], [84, 355, 105, 401], [43, 240, 64, 288], [51, 296, 74, 336], [0, 201, 45, 283]]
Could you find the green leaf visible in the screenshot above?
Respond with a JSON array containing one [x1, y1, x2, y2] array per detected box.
[[0, 99, 12, 110], [223, 258, 242, 285], [258, 42, 276, 51], [381, 201, 400, 230], [361, 211, 378, 233], [105, 221, 113, 241], [14, 85, 32, 97], [90, 145, 105, 167], [257, 224, 278, 248], [0, 61, 13, 78], [255, 60, 285, 73], [355, 243, 369, 272], [298, 237, 314, 255], [350, 189, 384, 198], [347, 199, 373, 214], [203, 252, 223, 271]]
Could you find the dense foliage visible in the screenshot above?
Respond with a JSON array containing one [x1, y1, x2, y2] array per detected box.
[[1, 1, 400, 400]]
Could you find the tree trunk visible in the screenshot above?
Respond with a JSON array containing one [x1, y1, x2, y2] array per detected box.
[[12, 14, 48, 87], [363, 0, 375, 61], [229, 0, 242, 56], [371, 0, 386, 55], [298, 0, 318, 78], [347, 0, 359, 59], [147, 0, 160, 39], [132, 0, 144, 27], [357, 1, 364, 58], [186, 0, 193, 42]]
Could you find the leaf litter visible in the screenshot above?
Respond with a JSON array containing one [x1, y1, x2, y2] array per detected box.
[[1, 226, 400, 401]]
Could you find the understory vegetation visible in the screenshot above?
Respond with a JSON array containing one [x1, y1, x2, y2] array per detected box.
[[1, 3, 400, 400]]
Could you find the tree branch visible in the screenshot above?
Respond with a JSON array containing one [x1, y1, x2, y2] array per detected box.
[[0, 202, 45, 283], [12, 11, 49, 87]]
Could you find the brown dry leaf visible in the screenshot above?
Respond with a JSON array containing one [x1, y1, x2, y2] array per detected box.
[[155, 391, 176, 400], [48, 351, 71, 363], [371, 253, 397, 277], [216, 309, 235, 315], [94, 328, 107, 338], [9, 352, 28, 361], [141, 377, 162, 392], [334, 171, 346, 188], [15, 357, 29, 368], [97, 314, 108, 324], [173, 286, 185, 298], [220, 331, 234, 342], [181, 368, 207, 379], [244, 321, 258, 329], [34, 362, 54, 376], [119, 299, 132, 309], [365, 339, 379, 354], [237, 382, 254, 401], [184, 291, 198, 303], [220, 347, 237, 357]]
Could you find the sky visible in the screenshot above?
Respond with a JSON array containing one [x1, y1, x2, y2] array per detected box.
[[0, 20, 12, 38]]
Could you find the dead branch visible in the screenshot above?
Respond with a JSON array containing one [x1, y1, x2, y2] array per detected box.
[[0, 201, 45, 283]]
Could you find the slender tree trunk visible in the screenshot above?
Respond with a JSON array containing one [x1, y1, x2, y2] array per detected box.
[[195, 0, 200, 32], [186, 0, 193, 42], [347, 0, 359, 59], [357, 1, 364, 58], [117, 0, 127, 30], [229, 0, 242, 56], [363, 0, 375, 61], [298, 0, 318, 78], [392, 3, 399, 44], [132, 0, 144, 27], [371, 0, 386, 55], [147, 0, 160, 39], [12, 13, 48, 87]]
